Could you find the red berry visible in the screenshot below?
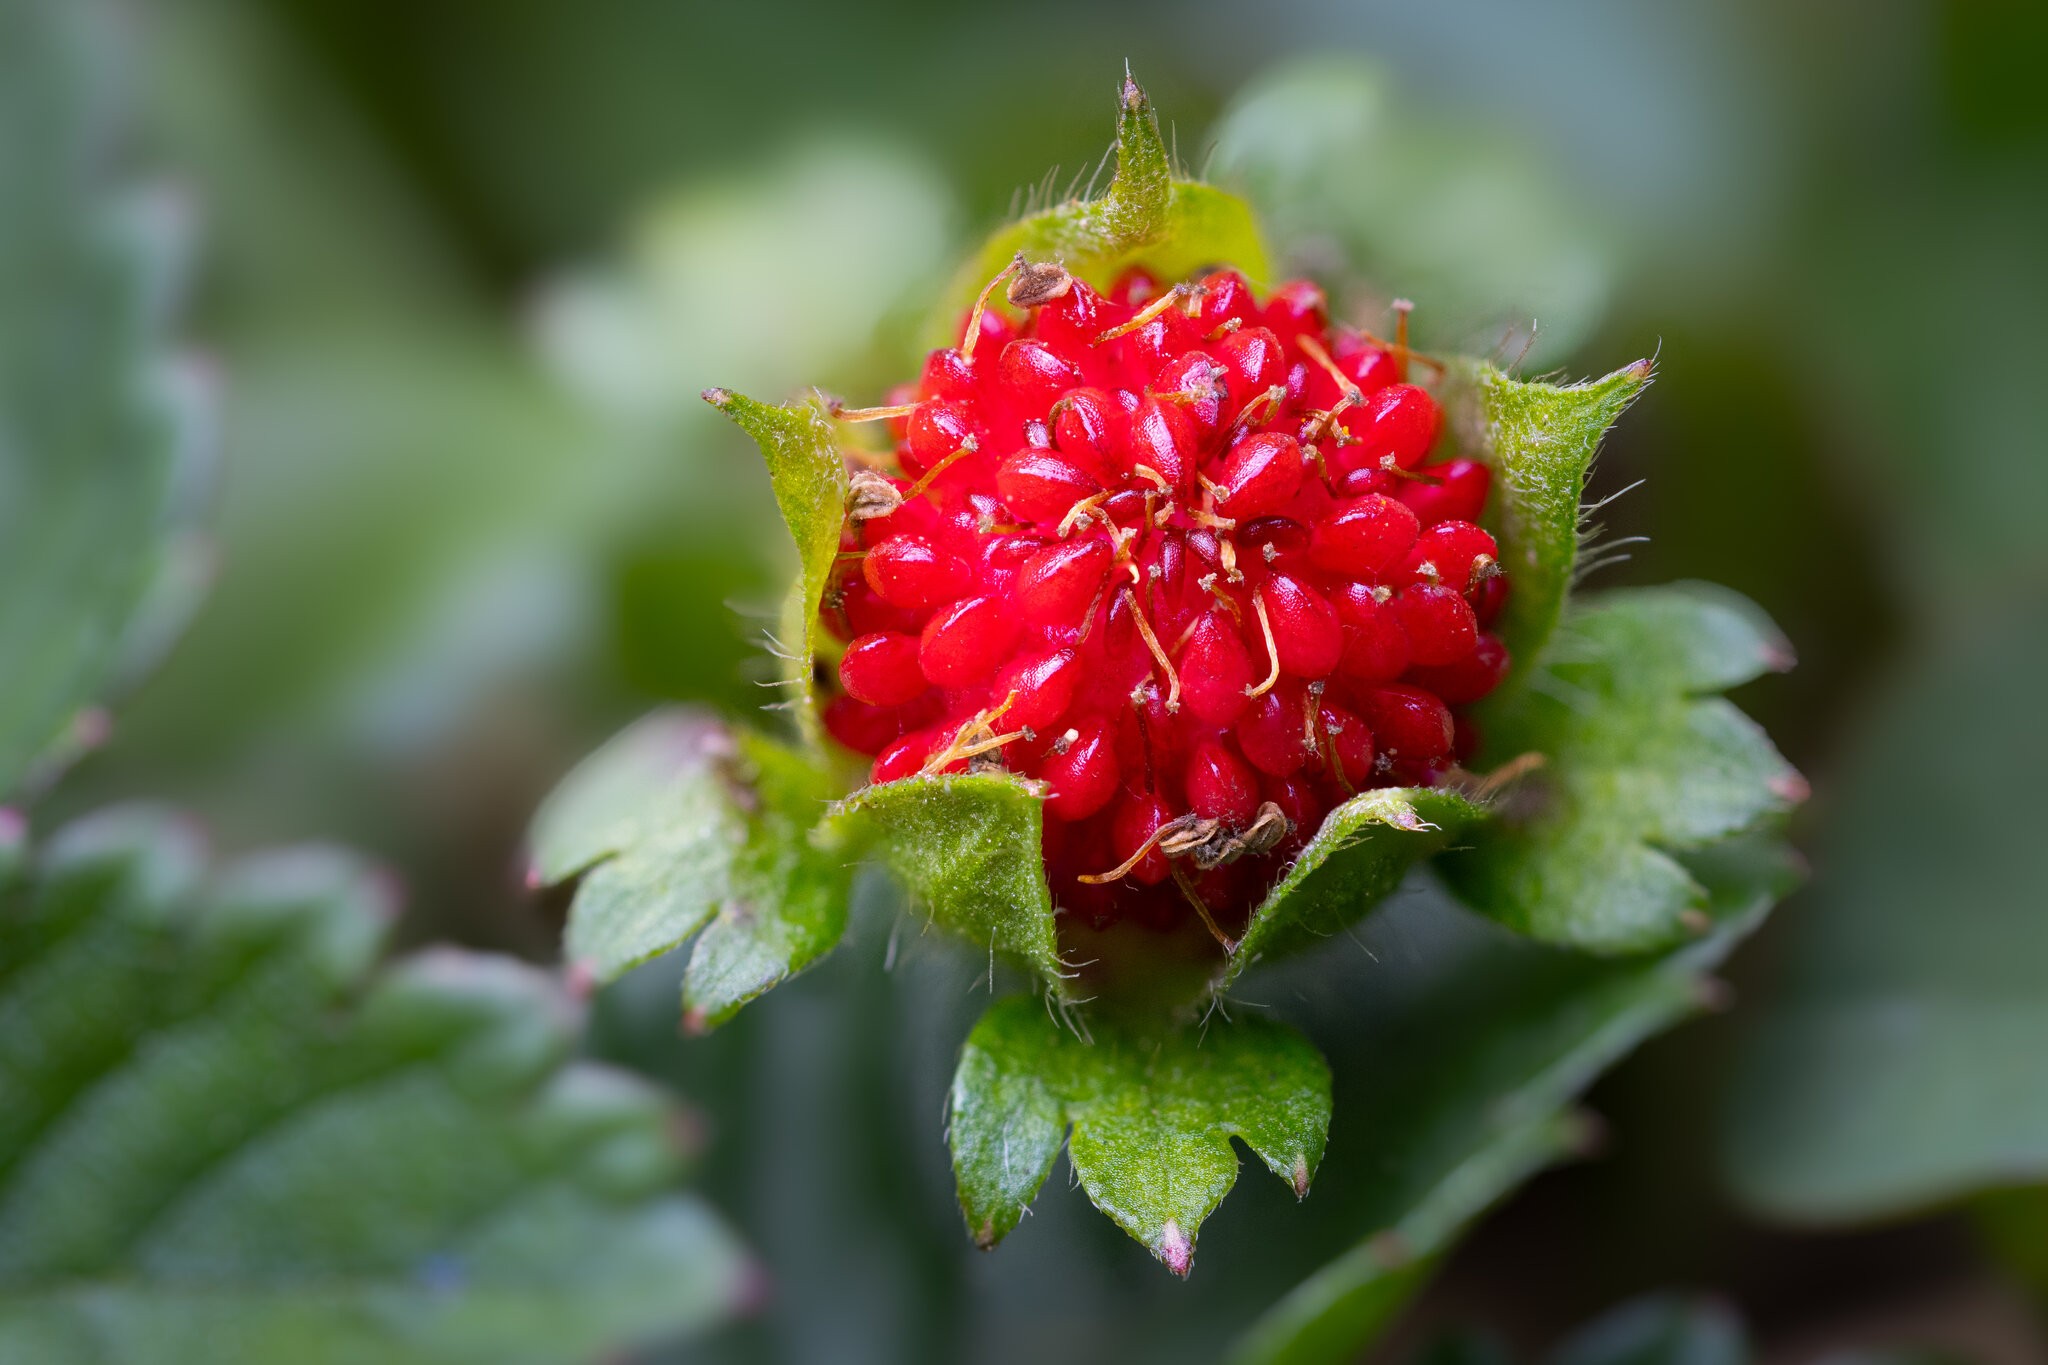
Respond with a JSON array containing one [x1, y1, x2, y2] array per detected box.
[[1039, 719, 1119, 820], [823, 694, 900, 755], [1309, 494, 1420, 578], [906, 398, 978, 472], [1392, 583, 1479, 666], [1149, 354, 1229, 447], [1214, 326, 1287, 413], [920, 596, 1019, 686], [1314, 702, 1376, 790], [1261, 281, 1327, 343], [1194, 269, 1255, 332], [992, 648, 1081, 732], [1216, 432, 1304, 521], [1360, 685, 1453, 774], [1237, 682, 1312, 776], [1187, 738, 1259, 826], [1181, 612, 1256, 725], [1016, 537, 1112, 624], [864, 534, 971, 610], [1052, 387, 1126, 480], [819, 265, 1516, 929], [873, 727, 942, 784], [997, 448, 1101, 524], [1128, 393, 1199, 491], [1110, 792, 1176, 886], [1405, 520, 1499, 593], [1409, 632, 1510, 705], [1399, 458, 1491, 526], [839, 632, 927, 706], [1340, 383, 1439, 473], [999, 338, 1086, 412], [1331, 582, 1412, 684], [1257, 574, 1342, 679]]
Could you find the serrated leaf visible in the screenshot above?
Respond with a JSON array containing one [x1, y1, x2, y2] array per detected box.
[[930, 74, 1270, 340], [1208, 58, 1622, 369], [1230, 836, 1798, 1365], [828, 772, 1066, 995], [0, 806, 748, 1364], [949, 994, 1330, 1274], [701, 387, 844, 748], [0, 2, 212, 797], [1444, 358, 1652, 696], [532, 708, 852, 1030], [1440, 583, 1802, 953], [1218, 786, 1482, 991], [1722, 597, 2048, 1223]]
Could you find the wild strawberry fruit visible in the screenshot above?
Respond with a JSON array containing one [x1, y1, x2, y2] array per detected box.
[[820, 259, 1512, 940]]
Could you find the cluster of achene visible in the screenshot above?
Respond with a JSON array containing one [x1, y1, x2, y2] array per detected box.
[[820, 260, 1509, 939]]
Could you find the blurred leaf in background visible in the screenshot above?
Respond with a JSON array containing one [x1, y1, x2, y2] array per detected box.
[[0, 0, 211, 799], [0, 805, 748, 1364], [1209, 58, 1620, 368]]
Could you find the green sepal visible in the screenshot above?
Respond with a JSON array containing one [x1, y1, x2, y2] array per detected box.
[[948, 994, 1331, 1275], [529, 708, 852, 1030], [827, 772, 1068, 998], [1442, 358, 1652, 697], [1440, 583, 1803, 954], [701, 386, 844, 748], [0, 806, 749, 1363], [929, 74, 1270, 342], [1219, 787, 1483, 992]]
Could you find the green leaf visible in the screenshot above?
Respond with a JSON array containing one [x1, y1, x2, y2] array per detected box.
[[1445, 358, 1653, 696], [827, 772, 1067, 996], [1219, 786, 1482, 991], [1208, 57, 1623, 368], [701, 387, 845, 748], [1230, 836, 1798, 1365], [531, 708, 852, 1031], [0, 806, 749, 1364], [929, 73, 1270, 341], [1721, 597, 2048, 1222], [1441, 583, 1802, 953], [0, 1, 211, 798], [948, 994, 1330, 1274]]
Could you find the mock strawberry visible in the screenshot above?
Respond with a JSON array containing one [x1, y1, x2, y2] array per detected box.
[[821, 259, 1513, 940]]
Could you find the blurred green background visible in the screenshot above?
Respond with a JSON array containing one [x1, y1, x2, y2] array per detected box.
[[36, 0, 2048, 1359]]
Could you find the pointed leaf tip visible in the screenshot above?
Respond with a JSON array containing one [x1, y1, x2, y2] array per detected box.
[[926, 68, 1268, 343], [1158, 1220, 1193, 1277], [701, 386, 731, 407], [947, 998, 1330, 1269]]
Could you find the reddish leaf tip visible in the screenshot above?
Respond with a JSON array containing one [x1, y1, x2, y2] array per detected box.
[[1769, 770, 1812, 805], [563, 959, 598, 1001], [680, 1006, 711, 1038], [1157, 1219, 1193, 1277], [701, 386, 732, 407]]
